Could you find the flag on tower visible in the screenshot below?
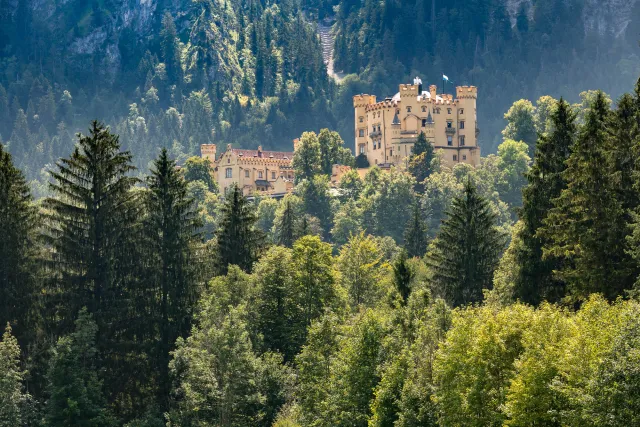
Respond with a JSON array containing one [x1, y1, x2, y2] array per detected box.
[[442, 74, 449, 82]]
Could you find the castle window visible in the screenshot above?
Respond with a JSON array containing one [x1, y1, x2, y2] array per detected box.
[[225, 168, 232, 178], [373, 141, 377, 150], [447, 136, 453, 146], [375, 159, 378, 164], [359, 144, 365, 154], [359, 129, 365, 137], [407, 106, 412, 113], [459, 136, 466, 146], [289, 173, 293, 179], [272, 171, 276, 180], [359, 116, 364, 123], [447, 108, 452, 114], [462, 155, 467, 160], [453, 155, 458, 161], [447, 121, 453, 128], [245, 170, 250, 178], [459, 121, 465, 129], [227, 157, 230, 163], [259, 171, 263, 179], [390, 149, 393, 156], [460, 109, 464, 115], [422, 119, 427, 127], [422, 106, 427, 112]]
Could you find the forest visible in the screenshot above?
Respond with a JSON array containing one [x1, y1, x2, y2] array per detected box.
[[4, 0, 640, 425], [3, 73, 640, 425]]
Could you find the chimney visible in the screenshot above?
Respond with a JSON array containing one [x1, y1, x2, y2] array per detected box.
[[293, 138, 300, 152], [258, 145, 263, 158]]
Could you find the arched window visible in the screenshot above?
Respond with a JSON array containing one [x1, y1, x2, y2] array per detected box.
[[422, 106, 427, 112], [407, 106, 412, 113]]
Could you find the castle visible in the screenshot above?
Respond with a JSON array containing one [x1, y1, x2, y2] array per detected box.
[[201, 143, 295, 197], [353, 79, 480, 168]]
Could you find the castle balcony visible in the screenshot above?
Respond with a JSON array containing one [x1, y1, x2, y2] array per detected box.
[[445, 127, 456, 135], [370, 131, 381, 138]]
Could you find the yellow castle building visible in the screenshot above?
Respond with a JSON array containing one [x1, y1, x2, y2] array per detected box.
[[201, 143, 295, 197], [354, 78, 480, 168]]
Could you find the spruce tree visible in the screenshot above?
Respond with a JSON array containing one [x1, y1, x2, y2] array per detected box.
[[143, 149, 203, 408], [513, 99, 576, 304], [404, 202, 428, 258], [43, 121, 139, 336], [393, 250, 414, 304], [45, 309, 116, 427], [276, 198, 296, 248], [412, 131, 432, 157], [542, 92, 635, 300], [427, 180, 505, 307], [0, 145, 38, 344], [0, 324, 31, 427], [216, 184, 262, 274]]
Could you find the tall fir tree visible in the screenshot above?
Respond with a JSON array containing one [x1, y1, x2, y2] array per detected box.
[[404, 202, 428, 258], [427, 180, 505, 307], [44, 309, 116, 427], [393, 250, 414, 304], [42, 121, 144, 417], [542, 92, 635, 301], [513, 99, 576, 304], [216, 184, 262, 274], [143, 148, 203, 408], [0, 145, 39, 345]]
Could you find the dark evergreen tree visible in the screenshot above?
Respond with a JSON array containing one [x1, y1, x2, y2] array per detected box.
[[404, 202, 428, 258], [0, 145, 38, 345], [160, 12, 182, 85], [412, 131, 432, 157], [216, 184, 262, 274], [276, 199, 296, 248], [301, 175, 333, 237], [427, 180, 505, 307], [513, 99, 576, 304], [393, 249, 414, 304], [44, 308, 116, 427], [143, 149, 203, 409], [542, 92, 634, 301]]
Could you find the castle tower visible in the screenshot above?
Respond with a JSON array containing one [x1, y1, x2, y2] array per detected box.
[[353, 94, 376, 157], [201, 144, 217, 163]]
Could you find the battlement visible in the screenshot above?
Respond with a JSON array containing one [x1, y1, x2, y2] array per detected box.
[[353, 94, 377, 108], [399, 84, 419, 97], [456, 86, 478, 99]]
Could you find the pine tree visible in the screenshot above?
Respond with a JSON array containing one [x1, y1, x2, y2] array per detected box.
[[144, 148, 203, 408], [541, 92, 635, 300], [216, 184, 262, 274], [160, 12, 182, 85], [513, 99, 576, 304], [275, 199, 296, 247], [412, 131, 432, 157], [45, 309, 116, 427], [404, 202, 428, 258], [0, 324, 31, 427], [427, 180, 505, 307], [393, 249, 414, 304], [0, 145, 38, 344], [43, 121, 139, 336]]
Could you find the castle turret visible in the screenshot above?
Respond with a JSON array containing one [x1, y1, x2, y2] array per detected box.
[[201, 144, 217, 163], [353, 94, 377, 157]]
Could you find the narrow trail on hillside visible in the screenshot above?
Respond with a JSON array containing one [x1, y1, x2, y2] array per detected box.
[[317, 20, 345, 83]]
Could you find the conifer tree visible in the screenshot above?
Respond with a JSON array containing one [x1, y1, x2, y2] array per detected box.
[[43, 120, 140, 337], [0, 145, 38, 344], [216, 184, 262, 274], [275, 198, 296, 248], [513, 99, 576, 304], [45, 309, 116, 427], [144, 148, 203, 408], [542, 92, 634, 300], [404, 202, 428, 258], [408, 132, 435, 192], [0, 324, 31, 427], [393, 250, 414, 304], [427, 180, 505, 307]]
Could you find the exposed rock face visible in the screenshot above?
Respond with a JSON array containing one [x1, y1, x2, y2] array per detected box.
[[504, 0, 639, 37]]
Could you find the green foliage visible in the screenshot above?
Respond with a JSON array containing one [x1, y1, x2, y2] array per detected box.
[[182, 156, 218, 193], [404, 202, 428, 258], [502, 99, 537, 151], [393, 250, 415, 304], [0, 324, 31, 427], [256, 197, 279, 238], [45, 308, 117, 427], [0, 144, 38, 345], [427, 180, 505, 307], [337, 233, 384, 309], [292, 132, 321, 182], [215, 184, 263, 274], [495, 139, 530, 209], [299, 175, 333, 236], [318, 128, 354, 175]]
